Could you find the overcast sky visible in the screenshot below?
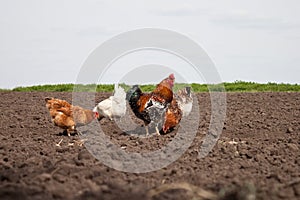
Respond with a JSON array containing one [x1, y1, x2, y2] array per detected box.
[[0, 0, 299, 88]]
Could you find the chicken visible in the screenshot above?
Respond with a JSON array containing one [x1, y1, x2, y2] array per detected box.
[[162, 87, 193, 133], [126, 74, 175, 136], [175, 86, 193, 117], [93, 84, 126, 120], [45, 97, 97, 136], [126, 85, 152, 128], [162, 98, 182, 133]]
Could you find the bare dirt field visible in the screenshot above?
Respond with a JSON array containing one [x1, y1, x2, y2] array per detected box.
[[0, 91, 299, 200]]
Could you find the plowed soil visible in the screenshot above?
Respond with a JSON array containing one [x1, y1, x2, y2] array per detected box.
[[0, 92, 299, 200]]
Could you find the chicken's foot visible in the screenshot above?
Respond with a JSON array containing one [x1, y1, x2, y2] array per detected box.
[[74, 138, 87, 147], [76, 130, 83, 136], [55, 139, 63, 147], [155, 126, 161, 136]]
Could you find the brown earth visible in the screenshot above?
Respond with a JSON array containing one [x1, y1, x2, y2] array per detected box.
[[0, 91, 299, 200]]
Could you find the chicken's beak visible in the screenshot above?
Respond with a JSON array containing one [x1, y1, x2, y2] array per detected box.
[[94, 112, 99, 119], [162, 125, 168, 133]]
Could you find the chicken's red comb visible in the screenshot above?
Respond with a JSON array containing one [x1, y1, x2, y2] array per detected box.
[[169, 73, 175, 80]]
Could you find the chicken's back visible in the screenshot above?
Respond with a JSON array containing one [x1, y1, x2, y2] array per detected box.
[[94, 98, 113, 119], [72, 106, 95, 126], [45, 97, 75, 131], [45, 97, 71, 110], [45, 97, 72, 117], [152, 85, 173, 104], [151, 74, 175, 104]]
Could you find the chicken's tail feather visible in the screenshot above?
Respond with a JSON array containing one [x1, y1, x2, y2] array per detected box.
[[113, 84, 126, 100], [45, 97, 53, 102]]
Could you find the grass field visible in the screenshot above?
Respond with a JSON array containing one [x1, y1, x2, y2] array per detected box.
[[4, 81, 300, 92]]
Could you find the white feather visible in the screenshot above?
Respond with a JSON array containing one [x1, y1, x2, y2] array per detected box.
[[93, 84, 126, 120], [176, 87, 193, 117], [179, 101, 193, 117]]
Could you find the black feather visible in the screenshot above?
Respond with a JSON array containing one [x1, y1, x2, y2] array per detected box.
[[126, 85, 169, 129], [126, 85, 151, 124]]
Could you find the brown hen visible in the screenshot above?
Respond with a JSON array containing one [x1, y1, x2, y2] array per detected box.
[[162, 86, 193, 133], [45, 97, 97, 136]]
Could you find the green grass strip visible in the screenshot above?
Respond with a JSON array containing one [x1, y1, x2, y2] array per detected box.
[[2, 81, 299, 92]]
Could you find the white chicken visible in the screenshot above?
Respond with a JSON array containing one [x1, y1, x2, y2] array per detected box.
[[93, 84, 126, 120], [175, 86, 193, 117]]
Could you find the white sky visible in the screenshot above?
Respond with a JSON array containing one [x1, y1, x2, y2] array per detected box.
[[0, 0, 299, 88]]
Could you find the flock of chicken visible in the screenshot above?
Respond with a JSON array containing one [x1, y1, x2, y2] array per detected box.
[[45, 74, 193, 136]]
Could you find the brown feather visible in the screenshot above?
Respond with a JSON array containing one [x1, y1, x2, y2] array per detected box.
[[163, 97, 183, 133], [137, 94, 152, 113], [45, 97, 95, 134], [127, 74, 175, 135]]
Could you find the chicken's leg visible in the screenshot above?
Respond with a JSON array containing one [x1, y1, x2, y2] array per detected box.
[[63, 129, 71, 137], [145, 126, 149, 136], [155, 126, 161, 136], [76, 129, 83, 136], [67, 126, 76, 137]]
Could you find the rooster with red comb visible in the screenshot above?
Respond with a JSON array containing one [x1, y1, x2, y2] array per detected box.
[[126, 74, 175, 136]]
